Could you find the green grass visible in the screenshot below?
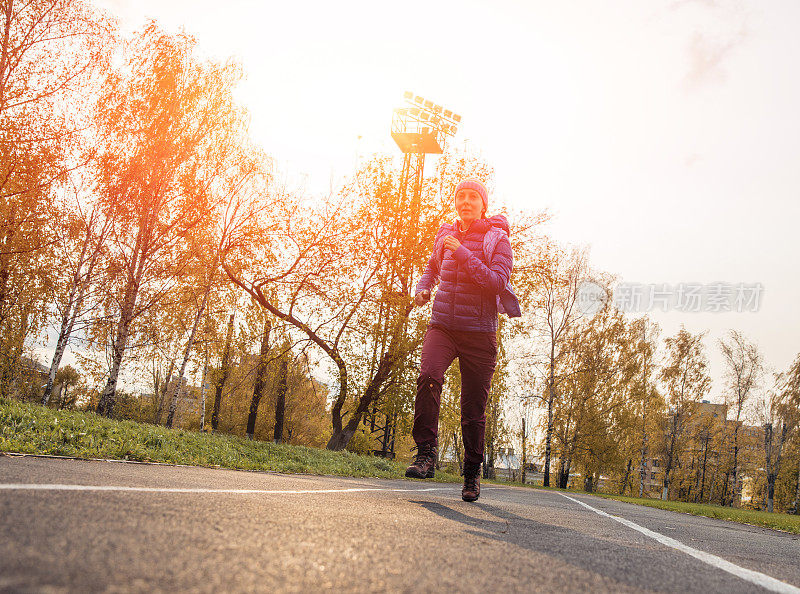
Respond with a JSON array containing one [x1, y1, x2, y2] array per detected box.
[[480, 479, 800, 534], [0, 398, 461, 483], [590, 492, 800, 534]]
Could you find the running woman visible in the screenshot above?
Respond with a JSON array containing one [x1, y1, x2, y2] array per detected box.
[[405, 178, 520, 501]]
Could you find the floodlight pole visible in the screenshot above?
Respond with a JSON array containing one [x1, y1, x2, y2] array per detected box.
[[368, 92, 461, 458], [397, 150, 425, 287]]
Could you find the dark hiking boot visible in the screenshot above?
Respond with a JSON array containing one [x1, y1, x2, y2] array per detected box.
[[405, 443, 436, 479], [462, 462, 481, 502]]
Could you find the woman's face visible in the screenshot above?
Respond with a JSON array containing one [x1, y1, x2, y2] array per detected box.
[[455, 188, 484, 226]]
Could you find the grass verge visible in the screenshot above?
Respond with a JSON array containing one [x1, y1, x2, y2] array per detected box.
[[0, 398, 461, 483], [591, 492, 800, 534], [5, 398, 797, 532], [473, 480, 800, 534]]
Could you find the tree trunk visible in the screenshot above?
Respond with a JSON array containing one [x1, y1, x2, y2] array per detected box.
[[198, 348, 209, 431], [43, 305, 76, 406], [662, 411, 678, 501], [639, 382, 647, 497], [543, 353, 555, 487], [559, 458, 571, 489], [638, 361, 649, 498], [325, 309, 411, 451], [764, 422, 787, 514], [484, 448, 496, 480], [767, 480, 775, 514], [764, 422, 774, 512], [686, 454, 697, 503], [621, 458, 632, 495], [638, 441, 647, 498], [520, 417, 527, 484], [0, 201, 17, 340], [97, 310, 134, 417], [166, 279, 214, 429], [224, 262, 363, 451], [155, 361, 174, 425], [211, 312, 235, 432], [326, 425, 356, 451], [43, 212, 106, 405], [721, 470, 731, 506], [730, 421, 741, 507], [794, 455, 800, 515], [707, 467, 719, 504], [764, 449, 776, 514], [273, 359, 287, 443], [326, 308, 412, 451], [698, 434, 710, 502], [60, 384, 76, 410], [43, 241, 89, 405], [97, 220, 147, 417], [389, 411, 397, 457], [245, 320, 271, 439]]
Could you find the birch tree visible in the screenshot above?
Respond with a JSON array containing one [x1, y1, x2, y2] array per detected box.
[[773, 354, 800, 514], [554, 304, 639, 490], [0, 0, 112, 394], [659, 327, 711, 501], [42, 201, 110, 404], [631, 317, 661, 497], [528, 246, 588, 487], [718, 330, 762, 506], [93, 24, 251, 416], [164, 154, 269, 429], [759, 372, 797, 513]]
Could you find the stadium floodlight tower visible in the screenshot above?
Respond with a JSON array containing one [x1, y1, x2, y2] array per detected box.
[[368, 93, 460, 459], [391, 91, 461, 240]]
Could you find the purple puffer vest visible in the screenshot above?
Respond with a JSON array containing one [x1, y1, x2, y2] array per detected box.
[[415, 215, 515, 332]]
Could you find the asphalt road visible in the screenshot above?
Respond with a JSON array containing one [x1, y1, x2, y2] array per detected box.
[[1, 455, 799, 593]]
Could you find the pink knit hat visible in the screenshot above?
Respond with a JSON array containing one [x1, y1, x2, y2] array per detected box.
[[454, 179, 489, 214]]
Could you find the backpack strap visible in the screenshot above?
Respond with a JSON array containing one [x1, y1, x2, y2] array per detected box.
[[482, 226, 522, 318]]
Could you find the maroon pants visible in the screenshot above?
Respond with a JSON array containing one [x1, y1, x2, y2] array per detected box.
[[412, 325, 498, 464]]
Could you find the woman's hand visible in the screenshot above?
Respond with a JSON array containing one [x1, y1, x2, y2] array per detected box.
[[443, 236, 461, 252], [414, 290, 430, 306]]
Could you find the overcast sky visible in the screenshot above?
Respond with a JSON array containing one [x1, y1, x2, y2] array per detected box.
[[92, 0, 800, 402]]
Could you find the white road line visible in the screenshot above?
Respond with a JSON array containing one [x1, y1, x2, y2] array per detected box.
[[558, 492, 800, 594], [0, 484, 454, 494]]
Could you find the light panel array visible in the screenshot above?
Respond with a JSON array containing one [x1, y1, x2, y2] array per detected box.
[[399, 91, 460, 136]]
